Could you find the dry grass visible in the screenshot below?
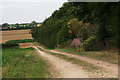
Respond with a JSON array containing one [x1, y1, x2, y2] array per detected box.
[[1, 29, 32, 43], [84, 50, 118, 64]]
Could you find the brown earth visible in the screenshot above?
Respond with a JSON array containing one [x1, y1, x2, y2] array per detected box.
[[33, 46, 89, 78], [0, 29, 32, 43], [18, 43, 33, 48]]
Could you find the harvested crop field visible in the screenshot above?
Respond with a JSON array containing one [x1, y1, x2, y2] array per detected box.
[[0, 29, 32, 43]]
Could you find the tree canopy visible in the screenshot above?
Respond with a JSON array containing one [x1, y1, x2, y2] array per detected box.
[[32, 2, 119, 50]]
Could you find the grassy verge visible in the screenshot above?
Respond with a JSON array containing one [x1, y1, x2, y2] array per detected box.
[[2, 48, 51, 78], [55, 48, 118, 64], [38, 47, 102, 72]]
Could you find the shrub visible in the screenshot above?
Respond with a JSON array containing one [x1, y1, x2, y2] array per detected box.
[[71, 38, 82, 48], [31, 2, 119, 50], [5, 39, 34, 44], [83, 36, 101, 51], [57, 25, 70, 45], [2, 43, 18, 48], [78, 24, 98, 41], [67, 18, 84, 37]]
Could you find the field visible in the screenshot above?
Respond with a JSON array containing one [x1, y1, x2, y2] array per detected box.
[[2, 48, 51, 78], [0, 29, 32, 43], [1, 29, 118, 78], [1, 29, 50, 78], [1, 29, 52, 78]]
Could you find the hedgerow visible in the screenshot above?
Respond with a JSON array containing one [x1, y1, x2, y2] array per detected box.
[[32, 2, 119, 50]]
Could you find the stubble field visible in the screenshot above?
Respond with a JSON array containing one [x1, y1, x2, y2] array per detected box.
[[0, 29, 32, 43]]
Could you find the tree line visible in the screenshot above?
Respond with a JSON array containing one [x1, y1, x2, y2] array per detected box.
[[32, 2, 119, 51], [1, 21, 41, 30]]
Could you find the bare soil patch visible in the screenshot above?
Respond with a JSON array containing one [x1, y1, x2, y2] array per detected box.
[[18, 43, 33, 48]]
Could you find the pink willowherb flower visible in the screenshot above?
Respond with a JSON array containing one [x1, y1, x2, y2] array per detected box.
[[71, 38, 81, 48]]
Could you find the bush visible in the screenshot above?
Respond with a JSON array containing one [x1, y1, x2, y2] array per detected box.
[[31, 18, 71, 49], [57, 25, 70, 45], [2, 39, 34, 49], [5, 39, 34, 44], [83, 36, 101, 51], [2, 43, 18, 48], [67, 18, 84, 37], [79, 24, 98, 41], [32, 26, 59, 49]]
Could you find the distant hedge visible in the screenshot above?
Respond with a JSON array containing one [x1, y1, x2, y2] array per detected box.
[[1, 27, 32, 31], [5, 39, 34, 44], [2, 43, 18, 48], [2, 39, 34, 48]]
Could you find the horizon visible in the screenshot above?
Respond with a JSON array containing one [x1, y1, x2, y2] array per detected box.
[[0, 21, 42, 25], [0, 0, 67, 24]]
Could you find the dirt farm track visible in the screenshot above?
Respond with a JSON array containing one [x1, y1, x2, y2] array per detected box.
[[0, 29, 32, 43]]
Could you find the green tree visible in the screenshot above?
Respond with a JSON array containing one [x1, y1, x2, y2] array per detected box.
[[15, 23, 19, 28], [2, 23, 9, 28], [30, 21, 37, 27], [67, 18, 83, 38], [31, 2, 119, 50], [57, 25, 70, 45]]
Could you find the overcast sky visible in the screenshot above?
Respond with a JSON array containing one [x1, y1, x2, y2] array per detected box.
[[0, 0, 67, 24]]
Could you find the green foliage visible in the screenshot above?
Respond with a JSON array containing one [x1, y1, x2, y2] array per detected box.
[[32, 26, 58, 49], [2, 23, 9, 27], [32, 17, 70, 48], [79, 24, 98, 41], [32, 2, 119, 50], [2, 48, 50, 78], [5, 39, 34, 44], [15, 23, 19, 28], [30, 21, 37, 27], [96, 25, 110, 41], [83, 36, 101, 51], [2, 43, 18, 49], [2, 39, 34, 48], [67, 18, 84, 37], [1, 21, 40, 31], [57, 26, 70, 45]]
